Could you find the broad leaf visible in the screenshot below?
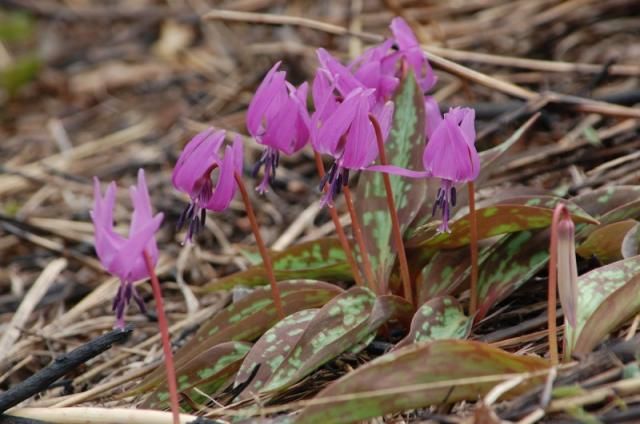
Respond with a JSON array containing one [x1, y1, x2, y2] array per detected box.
[[572, 186, 640, 218], [576, 220, 637, 264], [407, 204, 596, 250], [355, 71, 427, 283], [396, 296, 471, 349], [203, 238, 350, 291], [565, 255, 640, 358], [295, 340, 549, 424], [152, 281, 343, 391], [574, 273, 640, 355], [476, 230, 550, 321]]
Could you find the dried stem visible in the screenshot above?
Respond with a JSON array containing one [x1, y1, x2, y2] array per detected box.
[[234, 172, 284, 319], [313, 152, 364, 287], [343, 185, 378, 293], [467, 181, 479, 317], [143, 250, 180, 424], [369, 114, 414, 306]]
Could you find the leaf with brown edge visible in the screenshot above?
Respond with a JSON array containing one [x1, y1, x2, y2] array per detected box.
[[355, 71, 427, 283], [294, 340, 549, 424], [140, 281, 343, 394], [395, 296, 471, 350], [576, 220, 637, 264], [142, 341, 251, 411], [573, 273, 640, 355], [233, 309, 319, 399], [202, 238, 351, 292], [622, 223, 640, 258], [407, 204, 597, 250], [565, 255, 640, 358]]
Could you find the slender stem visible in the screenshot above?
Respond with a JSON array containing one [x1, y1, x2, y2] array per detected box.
[[234, 172, 285, 319], [467, 181, 479, 317], [547, 205, 564, 366], [369, 114, 414, 306], [143, 251, 180, 424], [342, 186, 378, 293], [314, 152, 364, 287]]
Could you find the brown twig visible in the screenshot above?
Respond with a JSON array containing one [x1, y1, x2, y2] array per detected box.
[[234, 172, 284, 319], [313, 152, 364, 287], [369, 114, 414, 306]]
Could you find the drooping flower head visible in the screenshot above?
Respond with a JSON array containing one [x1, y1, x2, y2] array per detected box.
[[246, 62, 310, 194], [423, 98, 479, 232], [172, 128, 243, 241], [311, 68, 394, 206], [91, 169, 164, 329]]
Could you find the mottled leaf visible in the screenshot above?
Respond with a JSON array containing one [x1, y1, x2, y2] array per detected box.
[[234, 309, 319, 398], [576, 220, 637, 264], [295, 340, 549, 424], [203, 238, 350, 291], [572, 186, 640, 218], [476, 230, 550, 321], [407, 204, 596, 250], [241, 287, 378, 397], [622, 223, 640, 258], [565, 255, 640, 358], [355, 71, 427, 283], [152, 281, 343, 391], [143, 341, 251, 410], [396, 297, 471, 349], [574, 273, 640, 355]]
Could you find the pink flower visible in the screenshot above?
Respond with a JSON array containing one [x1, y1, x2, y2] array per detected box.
[[369, 98, 479, 232], [311, 70, 394, 206], [172, 128, 243, 241], [91, 169, 164, 329], [247, 62, 310, 193], [388, 17, 436, 93]]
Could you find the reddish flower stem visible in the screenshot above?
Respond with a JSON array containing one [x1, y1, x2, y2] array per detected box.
[[467, 182, 479, 318], [548, 204, 568, 365], [234, 171, 285, 319], [369, 114, 414, 306], [143, 250, 180, 424], [314, 152, 364, 287], [343, 185, 379, 293]]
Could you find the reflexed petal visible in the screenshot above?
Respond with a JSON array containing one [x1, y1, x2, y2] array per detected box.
[[374, 100, 395, 141], [313, 88, 364, 155], [317, 48, 363, 96], [246, 61, 286, 136], [129, 169, 153, 237], [206, 145, 238, 212], [423, 117, 479, 182], [341, 95, 374, 169], [390, 17, 419, 50], [172, 129, 225, 194], [367, 164, 430, 179], [424, 96, 442, 138]]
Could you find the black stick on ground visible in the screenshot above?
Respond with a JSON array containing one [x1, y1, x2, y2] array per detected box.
[[0, 326, 132, 414]]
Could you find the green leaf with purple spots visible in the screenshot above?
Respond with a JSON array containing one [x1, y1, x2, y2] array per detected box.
[[565, 255, 640, 358], [203, 238, 351, 291], [143, 341, 251, 410], [576, 220, 637, 264], [396, 297, 471, 349], [573, 273, 640, 356], [157, 281, 343, 390], [355, 71, 427, 283], [295, 340, 549, 424]]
